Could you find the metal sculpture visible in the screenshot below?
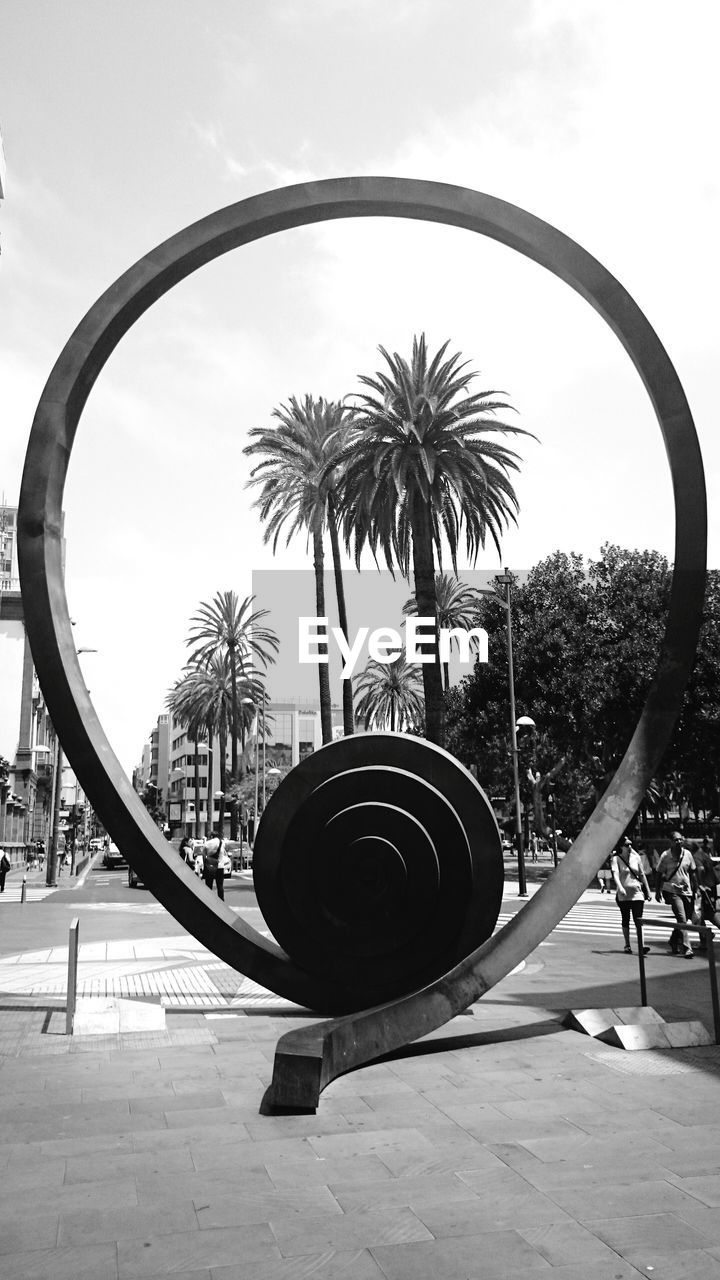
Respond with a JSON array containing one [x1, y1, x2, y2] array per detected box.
[[253, 733, 503, 1010], [17, 178, 706, 1111]]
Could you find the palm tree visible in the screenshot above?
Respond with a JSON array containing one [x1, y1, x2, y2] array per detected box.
[[170, 657, 266, 837], [186, 593, 278, 838], [244, 395, 356, 743], [333, 334, 530, 746], [403, 572, 485, 692], [354, 653, 424, 733], [167, 670, 210, 839]]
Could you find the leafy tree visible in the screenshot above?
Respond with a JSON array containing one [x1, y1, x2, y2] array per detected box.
[[140, 784, 164, 827], [187, 592, 278, 838], [664, 569, 720, 820], [244, 395, 356, 741], [446, 549, 720, 837], [354, 652, 424, 733], [333, 334, 529, 746]]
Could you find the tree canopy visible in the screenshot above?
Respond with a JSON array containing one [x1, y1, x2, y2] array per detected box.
[[445, 547, 720, 836]]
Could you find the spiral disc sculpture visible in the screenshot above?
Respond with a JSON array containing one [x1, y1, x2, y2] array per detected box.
[[253, 734, 503, 1011], [17, 177, 706, 1112]]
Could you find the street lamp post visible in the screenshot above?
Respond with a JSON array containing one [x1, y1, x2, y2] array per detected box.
[[516, 714, 537, 861], [478, 571, 527, 897], [146, 780, 163, 829], [244, 695, 266, 828], [214, 790, 224, 837], [179, 772, 187, 837], [262, 698, 267, 812], [49, 645, 97, 882], [547, 790, 559, 868], [47, 740, 63, 887]]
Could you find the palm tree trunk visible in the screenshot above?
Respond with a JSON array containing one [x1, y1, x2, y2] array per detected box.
[[229, 645, 239, 840], [410, 499, 444, 746], [206, 718, 215, 839], [443, 662, 450, 692], [218, 724, 227, 836], [193, 731, 201, 840], [313, 524, 333, 744], [327, 492, 354, 737]]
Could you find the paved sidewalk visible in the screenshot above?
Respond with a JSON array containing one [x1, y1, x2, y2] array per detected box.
[[2, 883, 720, 1276]]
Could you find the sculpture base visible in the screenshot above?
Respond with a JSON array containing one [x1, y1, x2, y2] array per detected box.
[[565, 1006, 712, 1050]]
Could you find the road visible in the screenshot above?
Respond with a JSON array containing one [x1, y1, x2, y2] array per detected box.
[[0, 856, 717, 1026], [0, 854, 261, 950]]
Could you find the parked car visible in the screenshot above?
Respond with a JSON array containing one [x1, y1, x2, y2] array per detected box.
[[103, 841, 126, 869], [225, 840, 254, 872], [128, 864, 145, 889]]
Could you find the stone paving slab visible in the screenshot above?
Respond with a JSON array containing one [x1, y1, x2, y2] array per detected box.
[[0, 1005, 720, 1278], [3, 882, 720, 1278]]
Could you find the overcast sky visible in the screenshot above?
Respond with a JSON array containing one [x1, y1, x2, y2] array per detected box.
[[1, 0, 717, 775]]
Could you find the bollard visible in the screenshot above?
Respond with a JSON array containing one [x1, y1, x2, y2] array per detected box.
[[20, 875, 27, 904], [634, 918, 648, 1007], [66, 917, 79, 1035], [704, 927, 720, 1044]]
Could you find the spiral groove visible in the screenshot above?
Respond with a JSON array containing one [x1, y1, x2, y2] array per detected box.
[[253, 734, 504, 1007]]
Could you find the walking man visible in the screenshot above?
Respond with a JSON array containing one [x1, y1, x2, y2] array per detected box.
[[655, 832, 697, 957]]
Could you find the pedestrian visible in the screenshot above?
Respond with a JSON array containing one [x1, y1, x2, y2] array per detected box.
[[0, 848, 10, 893], [655, 831, 697, 957], [193, 843, 204, 877], [692, 839, 720, 950], [202, 830, 228, 901], [217, 840, 231, 896], [35, 839, 45, 871], [636, 843, 652, 881], [179, 835, 194, 864], [529, 832, 539, 863], [597, 854, 613, 893], [611, 836, 651, 954], [637, 843, 657, 891]]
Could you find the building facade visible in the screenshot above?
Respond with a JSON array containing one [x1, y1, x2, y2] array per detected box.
[[0, 501, 66, 864], [135, 697, 343, 840]]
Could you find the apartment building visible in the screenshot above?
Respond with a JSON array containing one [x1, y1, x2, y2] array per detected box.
[[0, 502, 60, 857]]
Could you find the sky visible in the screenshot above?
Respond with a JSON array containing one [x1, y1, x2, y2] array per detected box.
[[1, 0, 718, 776]]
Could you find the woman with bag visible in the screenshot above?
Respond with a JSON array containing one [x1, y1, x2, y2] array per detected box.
[[179, 835, 194, 865], [216, 840, 231, 900], [202, 830, 229, 901], [611, 836, 652, 955]]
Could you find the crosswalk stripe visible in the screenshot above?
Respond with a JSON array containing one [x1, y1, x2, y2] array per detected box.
[[0, 886, 55, 903], [495, 900, 679, 940]]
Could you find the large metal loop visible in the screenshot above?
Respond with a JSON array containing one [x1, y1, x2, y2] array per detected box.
[[18, 178, 706, 1077]]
